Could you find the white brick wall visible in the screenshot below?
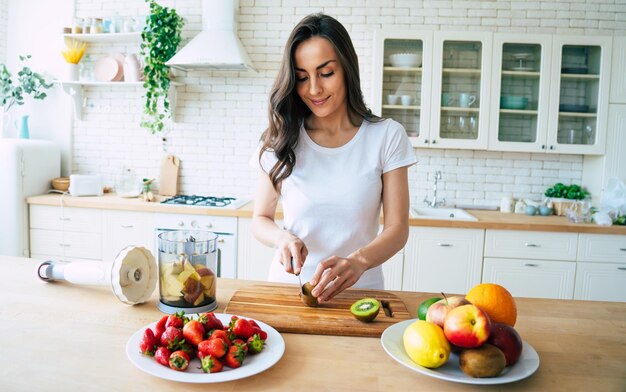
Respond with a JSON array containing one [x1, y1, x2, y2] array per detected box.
[[0, 0, 7, 64], [63, 0, 625, 207]]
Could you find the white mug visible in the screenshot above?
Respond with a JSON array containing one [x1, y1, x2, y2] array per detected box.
[[459, 93, 476, 108], [400, 95, 413, 106]]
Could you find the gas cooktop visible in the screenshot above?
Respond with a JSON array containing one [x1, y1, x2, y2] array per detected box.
[[160, 195, 249, 209]]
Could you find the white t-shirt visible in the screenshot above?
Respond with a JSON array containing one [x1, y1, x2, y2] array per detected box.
[[253, 118, 417, 289]]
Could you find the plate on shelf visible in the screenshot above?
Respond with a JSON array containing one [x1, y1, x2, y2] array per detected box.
[[559, 104, 589, 113], [381, 319, 540, 385], [126, 313, 285, 383], [94, 57, 121, 82]]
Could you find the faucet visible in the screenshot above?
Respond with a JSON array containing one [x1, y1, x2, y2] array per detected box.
[[423, 170, 446, 208]]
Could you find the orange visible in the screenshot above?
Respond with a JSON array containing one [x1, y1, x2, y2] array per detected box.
[[465, 283, 517, 327]]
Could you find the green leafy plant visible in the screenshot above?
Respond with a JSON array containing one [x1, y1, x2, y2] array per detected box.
[[544, 183, 590, 200], [140, 0, 185, 134], [0, 55, 52, 112]]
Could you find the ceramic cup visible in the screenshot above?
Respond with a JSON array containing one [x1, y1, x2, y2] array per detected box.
[[539, 205, 553, 216], [459, 93, 476, 108], [525, 205, 538, 216], [441, 92, 455, 106], [387, 94, 399, 105], [400, 95, 413, 106]]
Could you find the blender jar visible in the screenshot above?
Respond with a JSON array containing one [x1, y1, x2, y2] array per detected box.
[[158, 230, 218, 313]]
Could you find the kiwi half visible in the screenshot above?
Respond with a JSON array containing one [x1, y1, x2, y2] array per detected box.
[[300, 282, 319, 307], [350, 298, 380, 322]]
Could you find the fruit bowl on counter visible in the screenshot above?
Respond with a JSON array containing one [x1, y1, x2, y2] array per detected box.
[[381, 284, 540, 385]]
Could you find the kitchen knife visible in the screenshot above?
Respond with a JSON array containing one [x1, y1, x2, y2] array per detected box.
[[291, 257, 304, 294]]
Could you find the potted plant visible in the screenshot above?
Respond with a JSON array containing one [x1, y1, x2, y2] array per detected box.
[[0, 55, 52, 137], [544, 183, 590, 216], [140, 0, 185, 134]]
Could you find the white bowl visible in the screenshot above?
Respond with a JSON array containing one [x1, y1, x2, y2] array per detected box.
[[389, 53, 420, 68]]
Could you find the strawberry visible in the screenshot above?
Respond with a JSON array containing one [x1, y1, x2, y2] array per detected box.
[[231, 318, 255, 340], [232, 338, 249, 353], [161, 326, 184, 350], [198, 338, 228, 358], [165, 311, 187, 329], [138, 328, 157, 356], [224, 344, 247, 368], [168, 350, 190, 371], [154, 346, 171, 367], [247, 334, 265, 354], [198, 312, 224, 332], [182, 320, 205, 347], [200, 354, 224, 373], [154, 315, 168, 341], [208, 329, 231, 346]]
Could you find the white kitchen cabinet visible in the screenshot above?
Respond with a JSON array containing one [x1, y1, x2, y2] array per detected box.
[[574, 234, 626, 302], [382, 251, 404, 291], [29, 205, 102, 261], [236, 218, 280, 281], [484, 230, 578, 261], [483, 257, 576, 299], [102, 210, 155, 262], [402, 227, 484, 295], [546, 35, 612, 155], [372, 30, 433, 146], [609, 36, 626, 104], [488, 34, 553, 152], [429, 31, 493, 150]]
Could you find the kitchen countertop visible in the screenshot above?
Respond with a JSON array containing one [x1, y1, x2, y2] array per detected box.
[[27, 193, 626, 234], [2, 255, 625, 391]]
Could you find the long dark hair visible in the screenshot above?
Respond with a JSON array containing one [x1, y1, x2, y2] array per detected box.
[[259, 13, 381, 191]]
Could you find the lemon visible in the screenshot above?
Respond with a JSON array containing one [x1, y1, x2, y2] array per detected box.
[[403, 320, 451, 369]]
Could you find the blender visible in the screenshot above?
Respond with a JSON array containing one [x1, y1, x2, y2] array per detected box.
[[157, 230, 218, 313]]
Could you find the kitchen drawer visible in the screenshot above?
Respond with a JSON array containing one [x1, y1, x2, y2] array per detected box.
[[155, 212, 237, 233], [30, 205, 102, 233], [577, 234, 626, 263], [102, 210, 155, 262], [574, 261, 626, 302], [484, 230, 577, 261], [483, 257, 575, 300], [30, 229, 102, 260]]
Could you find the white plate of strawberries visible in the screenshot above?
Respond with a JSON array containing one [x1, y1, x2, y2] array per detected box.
[[126, 312, 285, 383]]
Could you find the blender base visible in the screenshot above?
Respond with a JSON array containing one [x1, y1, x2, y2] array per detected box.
[[157, 299, 217, 314]]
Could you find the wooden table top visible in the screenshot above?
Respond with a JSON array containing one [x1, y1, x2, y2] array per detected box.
[[27, 193, 626, 234], [2, 256, 625, 391]]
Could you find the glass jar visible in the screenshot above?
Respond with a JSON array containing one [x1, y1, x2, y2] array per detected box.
[[79, 54, 94, 81], [72, 17, 84, 34], [91, 18, 103, 34], [83, 17, 92, 34], [157, 230, 218, 313]]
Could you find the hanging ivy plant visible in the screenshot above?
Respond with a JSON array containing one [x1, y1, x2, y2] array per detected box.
[[140, 0, 184, 134]]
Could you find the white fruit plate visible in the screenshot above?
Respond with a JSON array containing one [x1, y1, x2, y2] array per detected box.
[[126, 313, 285, 383], [381, 319, 540, 385]]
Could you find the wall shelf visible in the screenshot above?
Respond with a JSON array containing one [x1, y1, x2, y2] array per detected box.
[[62, 32, 142, 43], [54, 80, 182, 120]]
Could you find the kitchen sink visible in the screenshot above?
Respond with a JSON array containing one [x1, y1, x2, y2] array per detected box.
[[410, 207, 478, 221]]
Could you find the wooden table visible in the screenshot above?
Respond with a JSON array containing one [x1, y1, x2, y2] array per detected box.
[[1, 256, 625, 391]]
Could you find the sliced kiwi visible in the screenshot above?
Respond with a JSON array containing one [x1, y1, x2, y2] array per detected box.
[[300, 282, 319, 307], [350, 298, 380, 322]]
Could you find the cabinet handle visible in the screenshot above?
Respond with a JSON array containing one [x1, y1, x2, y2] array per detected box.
[[121, 224, 134, 229], [432, 139, 437, 144], [620, 248, 626, 251], [524, 263, 538, 267], [59, 217, 71, 221], [549, 145, 554, 150], [541, 145, 545, 149], [424, 139, 428, 144], [618, 267, 626, 271], [437, 243, 452, 247], [524, 243, 539, 247], [59, 243, 71, 247]]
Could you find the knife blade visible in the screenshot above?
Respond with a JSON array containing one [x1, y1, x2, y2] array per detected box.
[[291, 257, 303, 293]]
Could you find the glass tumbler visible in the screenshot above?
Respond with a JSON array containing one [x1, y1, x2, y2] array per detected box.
[[158, 230, 218, 313]]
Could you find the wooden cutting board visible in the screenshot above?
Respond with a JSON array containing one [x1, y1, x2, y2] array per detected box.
[[223, 283, 412, 338]]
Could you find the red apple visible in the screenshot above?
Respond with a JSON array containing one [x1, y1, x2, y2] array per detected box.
[[443, 304, 491, 348], [426, 295, 470, 327], [488, 322, 523, 366]]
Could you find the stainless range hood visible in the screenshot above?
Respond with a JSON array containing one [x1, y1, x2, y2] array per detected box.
[[166, 0, 256, 72]]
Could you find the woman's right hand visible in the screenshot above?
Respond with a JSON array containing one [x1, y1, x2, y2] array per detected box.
[[277, 232, 308, 275]]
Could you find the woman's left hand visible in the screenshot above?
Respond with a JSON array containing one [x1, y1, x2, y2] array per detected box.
[[308, 256, 367, 303]]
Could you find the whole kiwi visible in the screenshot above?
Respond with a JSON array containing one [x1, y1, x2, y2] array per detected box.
[[459, 344, 507, 378], [300, 282, 319, 307]]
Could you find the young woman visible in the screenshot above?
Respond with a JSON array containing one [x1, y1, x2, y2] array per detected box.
[[251, 13, 416, 303]]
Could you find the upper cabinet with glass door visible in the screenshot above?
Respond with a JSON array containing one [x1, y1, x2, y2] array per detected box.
[[430, 32, 492, 149], [547, 36, 612, 154], [489, 34, 552, 152], [372, 30, 433, 146]]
